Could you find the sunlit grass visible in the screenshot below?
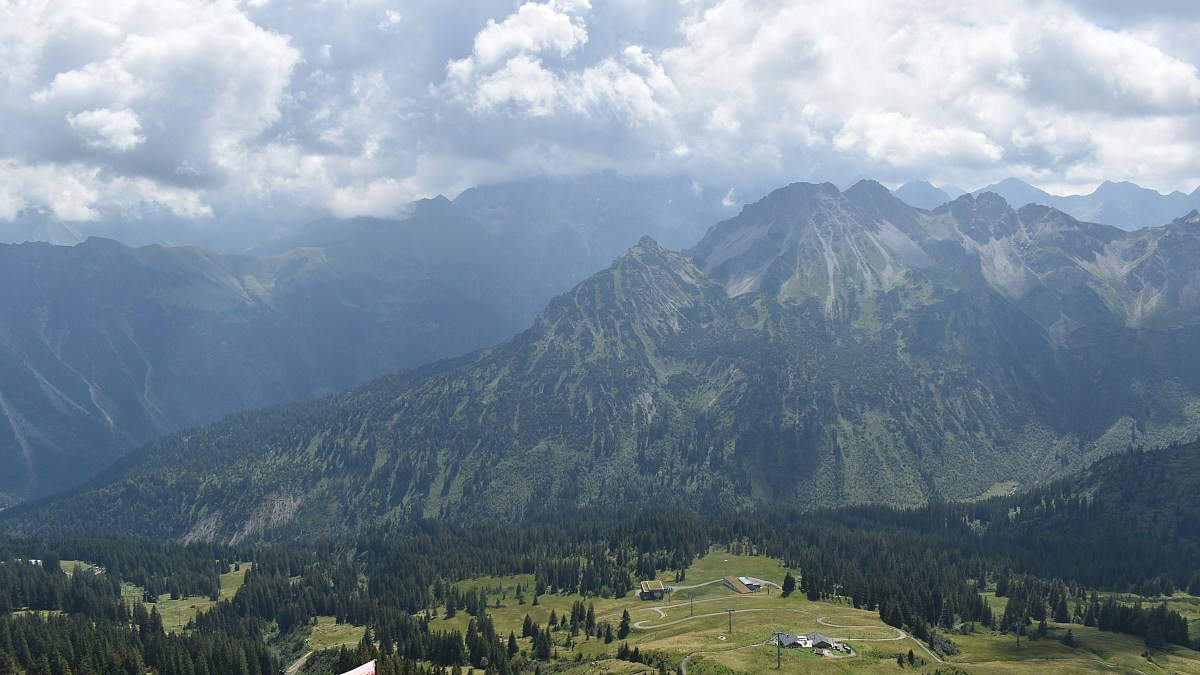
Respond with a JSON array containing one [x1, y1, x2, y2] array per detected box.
[[442, 550, 1200, 674], [306, 616, 367, 652], [148, 562, 252, 633]]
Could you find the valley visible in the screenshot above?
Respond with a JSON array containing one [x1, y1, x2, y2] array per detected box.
[[5, 2, 1200, 673], [2, 440, 1200, 673]]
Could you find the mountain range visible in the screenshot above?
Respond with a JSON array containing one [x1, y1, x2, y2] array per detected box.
[[894, 178, 1200, 230], [7, 180, 1200, 543], [0, 173, 728, 505]]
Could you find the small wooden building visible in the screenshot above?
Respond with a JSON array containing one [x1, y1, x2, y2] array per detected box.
[[639, 580, 666, 600]]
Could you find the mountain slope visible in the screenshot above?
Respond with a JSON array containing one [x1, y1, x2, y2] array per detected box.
[[892, 180, 961, 210], [0, 199, 540, 503], [6, 182, 1200, 542], [0, 175, 730, 505]]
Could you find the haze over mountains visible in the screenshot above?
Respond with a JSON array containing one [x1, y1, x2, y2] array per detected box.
[[5, 172, 1198, 252], [0, 173, 728, 505], [8, 179, 1200, 543], [893, 178, 1200, 230]]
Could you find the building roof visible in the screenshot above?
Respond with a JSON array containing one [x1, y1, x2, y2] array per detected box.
[[640, 580, 665, 593], [806, 632, 835, 645], [778, 632, 801, 645]]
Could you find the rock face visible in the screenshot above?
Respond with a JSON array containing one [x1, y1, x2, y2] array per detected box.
[[6, 180, 1200, 543]]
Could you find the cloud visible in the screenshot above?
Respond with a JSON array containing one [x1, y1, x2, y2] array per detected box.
[[1, 0, 1198, 238], [466, 0, 589, 71], [834, 112, 1004, 168], [2, 0, 298, 219], [0, 160, 212, 221], [66, 108, 144, 152]]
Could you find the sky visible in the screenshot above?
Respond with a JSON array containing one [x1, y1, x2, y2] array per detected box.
[[2, 0, 1199, 235]]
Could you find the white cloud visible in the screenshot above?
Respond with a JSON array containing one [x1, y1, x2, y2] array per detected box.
[[472, 54, 564, 117], [2, 0, 298, 221], [470, 0, 589, 69], [834, 112, 1005, 168], [377, 10, 402, 30], [1, 0, 1199, 237], [66, 107, 145, 151]]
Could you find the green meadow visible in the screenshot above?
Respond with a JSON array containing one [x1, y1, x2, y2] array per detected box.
[[421, 549, 1200, 673]]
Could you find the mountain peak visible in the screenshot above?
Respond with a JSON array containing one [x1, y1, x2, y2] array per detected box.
[[892, 180, 953, 210], [636, 234, 662, 249], [1175, 209, 1200, 225], [943, 191, 1020, 242], [845, 179, 915, 219], [844, 178, 891, 200], [971, 178, 1053, 210]]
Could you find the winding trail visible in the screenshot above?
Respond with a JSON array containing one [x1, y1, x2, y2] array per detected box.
[[285, 651, 312, 675], [284, 640, 361, 675], [817, 616, 943, 662], [635, 606, 816, 630]]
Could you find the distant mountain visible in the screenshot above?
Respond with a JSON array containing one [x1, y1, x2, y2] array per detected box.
[[891, 180, 963, 210], [0, 210, 85, 247], [0, 174, 729, 505], [9, 181, 1200, 542], [453, 171, 731, 295], [1063, 181, 1199, 230], [0, 199, 540, 503], [961, 178, 1200, 231]]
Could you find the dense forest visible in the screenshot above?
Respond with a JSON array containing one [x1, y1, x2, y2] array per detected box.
[[0, 442, 1197, 673]]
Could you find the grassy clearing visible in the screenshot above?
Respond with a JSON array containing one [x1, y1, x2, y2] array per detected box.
[[306, 616, 367, 652], [149, 562, 251, 633], [441, 549, 1200, 674], [973, 481, 1020, 500]]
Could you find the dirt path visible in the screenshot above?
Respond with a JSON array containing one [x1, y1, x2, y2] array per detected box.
[[285, 640, 362, 675], [285, 651, 312, 675], [599, 593, 758, 623], [634, 607, 773, 630], [816, 616, 943, 663]]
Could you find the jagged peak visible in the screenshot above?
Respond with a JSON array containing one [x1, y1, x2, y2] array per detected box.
[[1174, 209, 1200, 225], [753, 181, 840, 208], [975, 191, 1014, 209], [609, 235, 690, 276], [941, 191, 1021, 243], [940, 190, 1014, 213], [636, 234, 662, 249], [844, 179, 892, 201], [844, 179, 920, 220]]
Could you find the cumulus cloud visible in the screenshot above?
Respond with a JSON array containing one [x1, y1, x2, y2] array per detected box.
[[0, 0, 1198, 239], [66, 108, 144, 152]]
